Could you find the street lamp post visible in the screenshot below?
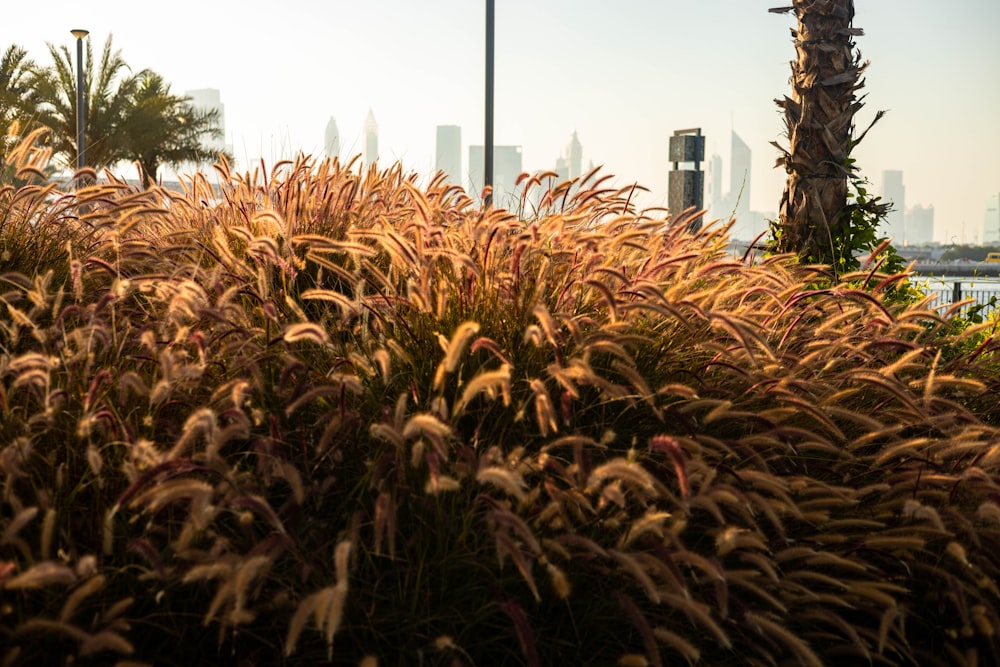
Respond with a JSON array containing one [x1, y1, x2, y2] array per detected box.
[[484, 0, 494, 208], [70, 29, 88, 177]]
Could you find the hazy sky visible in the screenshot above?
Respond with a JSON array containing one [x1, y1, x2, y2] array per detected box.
[[7, 1, 999, 243]]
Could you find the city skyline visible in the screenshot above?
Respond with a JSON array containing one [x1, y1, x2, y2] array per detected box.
[[161, 95, 942, 246], [6, 0, 998, 243]]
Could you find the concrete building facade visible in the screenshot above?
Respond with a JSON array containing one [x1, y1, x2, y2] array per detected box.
[[706, 152, 723, 219], [324, 117, 340, 160], [468, 144, 523, 207], [985, 193, 1000, 245], [729, 131, 752, 225], [565, 131, 582, 180], [363, 109, 378, 168], [184, 88, 228, 156], [881, 170, 906, 244], [435, 125, 462, 186], [904, 204, 935, 246]]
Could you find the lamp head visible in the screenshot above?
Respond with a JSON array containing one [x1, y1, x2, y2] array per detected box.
[[70, 29, 89, 40]]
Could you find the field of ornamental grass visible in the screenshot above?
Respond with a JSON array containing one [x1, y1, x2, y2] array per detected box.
[[3, 131, 1000, 666]]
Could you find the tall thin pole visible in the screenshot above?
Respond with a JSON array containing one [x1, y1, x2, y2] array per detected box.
[[71, 29, 88, 178], [484, 0, 494, 208]]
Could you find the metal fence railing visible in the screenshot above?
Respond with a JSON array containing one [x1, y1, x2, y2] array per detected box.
[[921, 280, 1000, 319]]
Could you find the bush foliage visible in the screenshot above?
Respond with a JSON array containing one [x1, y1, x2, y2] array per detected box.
[[2, 134, 1000, 666]]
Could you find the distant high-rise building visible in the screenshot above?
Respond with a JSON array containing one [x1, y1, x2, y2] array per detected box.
[[667, 127, 706, 229], [985, 193, 1000, 245], [435, 125, 462, 186], [363, 109, 378, 167], [905, 204, 934, 246], [468, 145, 523, 207], [554, 155, 568, 182], [707, 153, 723, 219], [708, 132, 758, 240], [882, 170, 906, 244], [324, 117, 340, 160], [184, 88, 228, 155], [729, 131, 752, 224], [566, 131, 582, 180]]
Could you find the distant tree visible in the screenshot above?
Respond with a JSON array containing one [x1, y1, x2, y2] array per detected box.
[[27, 34, 141, 171], [0, 47, 54, 186], [25, 34, 225, 186], [0, 45, 37, 146], [939, 245, 1000, 263], [121, 71, 227, 188], [769, 1, 889, 273]]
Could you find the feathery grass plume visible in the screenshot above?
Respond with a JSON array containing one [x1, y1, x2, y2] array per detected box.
[[3, 134, 1000, 664], [285, 541, 352, 659], [282, 321, 330, 346], [432, 320, 480, 391], [402, 412, 453, 462], [1, 506, 38, 550], [40, 508, 56, 561], [452, 363, 512, 416], [3, 561, 76, 588], [59, 574, 106, 622], [499, 598, 541, 667], [476, 465, 528, 503], [12, 618, 90, 644], [78, 629, 135, 657]]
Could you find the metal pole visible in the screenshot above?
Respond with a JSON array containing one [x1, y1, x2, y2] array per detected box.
[[71, 29, 88, 179], [484, 0, 494, 208]]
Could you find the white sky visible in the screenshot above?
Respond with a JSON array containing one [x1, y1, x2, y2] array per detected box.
[[6, 1, 999, 243]]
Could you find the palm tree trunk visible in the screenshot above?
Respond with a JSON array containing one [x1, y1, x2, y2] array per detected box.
[[140, 157, 158, 189], [770, 1, 864, 268]]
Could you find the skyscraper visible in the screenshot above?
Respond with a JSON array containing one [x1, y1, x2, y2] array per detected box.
[[555, 155, 568, 182], [324, 117, 340, 160], [184, 88, 227, 155], [363, 109, 378, 168], [905, 204, 934, 246], [881, 170, 906, 244], [435, 125, 462, 186], [566, 131, 582, 180], [729, 131, 752, 224], [707, 152, 723, 219], [468, 145, 522, 207], [667, 127, 705, 229], [985, 193, 1000, 245]]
